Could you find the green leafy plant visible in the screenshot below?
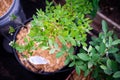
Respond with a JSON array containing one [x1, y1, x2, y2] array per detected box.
[[10, 0, 95, 75], [69, 20, 120, 80], [90, 20, 120, 79], [89, 0, 99, 17]]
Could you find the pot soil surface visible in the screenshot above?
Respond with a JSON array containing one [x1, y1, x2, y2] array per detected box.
[[15, 23, 67, 73], [0, 0, 13, 16]]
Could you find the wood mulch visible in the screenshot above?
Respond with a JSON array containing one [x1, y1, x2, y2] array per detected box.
[[0, 0, 13, 16]]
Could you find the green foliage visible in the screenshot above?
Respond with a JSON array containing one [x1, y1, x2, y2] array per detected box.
[[89, 0, 99, 17], [10, 0, 93, 66], [10, 14, 17, 21], [92, 20, 120, 79], [9, 26, 15, 35], [69, 20, 120, 79], [66, 0, 99, 18], [66, 0, 93, 15]]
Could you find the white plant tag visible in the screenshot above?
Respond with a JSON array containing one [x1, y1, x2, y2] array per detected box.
[[28, 56, 49, 65]]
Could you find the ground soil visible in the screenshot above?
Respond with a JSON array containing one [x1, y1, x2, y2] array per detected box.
[[0, 0, 13, 16], [91, 0, 120, 37], [99, 0, 120, 25]]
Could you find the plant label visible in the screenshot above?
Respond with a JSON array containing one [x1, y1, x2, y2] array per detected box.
[[29, 56, 49, 65]]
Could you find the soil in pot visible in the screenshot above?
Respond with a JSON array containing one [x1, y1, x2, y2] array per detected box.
[[14, 22, 69, 73], [0, 0, 13, 16]]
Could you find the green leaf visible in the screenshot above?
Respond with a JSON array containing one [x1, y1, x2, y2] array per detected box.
[[100, 65, 107, 70], [88, 46, 92, 52], [58, 35, 66, 45], [69, 54, 75, 60], [49, 48, 56, 54], [88, 61, 93, 68], [90, 48, 96, 56], [75, 66, 81, 75], [77, 53, 90, 61], [112, 40, 120, 45], [113, 71, 120, 78], [99, 33, 104, 39], [84, 69, 90, 77], [104, 68, 113, 75], [54, 42, 59, 49], [61, 45, 67, 51], [68, 47, 74, 54], [10, 14, 17, 20], [99, 42, 106, 54], [83, 46, 87, 51], [95, 45, 99, 51], [9, 26, 15, 34], [91, 54, 99, 62], [79, 64, 87, 71], [107, 59, 112, 70], [68, 36, 76, 46], [107, 59, 118, 72], [64, 57, 70, 65], [108, 36, 113, 47], [114, 54, 120, 63], [76, 41, 81, 47], [56, 51, 64, 58], [102, 20, 108, 33], [48, 39, 53, 48], [107, 31, 113, 37], [108, 48, 119, 53], [42, 46, 49, 50], [69, 62, 75, 67]]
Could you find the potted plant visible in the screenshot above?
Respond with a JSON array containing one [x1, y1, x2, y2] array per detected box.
[[0, 0, 26, 53], [0, 0, 26, 32], [9, 0, 93, 79], [66, 20, 120, 80]]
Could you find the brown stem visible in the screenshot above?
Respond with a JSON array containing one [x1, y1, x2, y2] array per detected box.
[[97, 11, 120, 30]]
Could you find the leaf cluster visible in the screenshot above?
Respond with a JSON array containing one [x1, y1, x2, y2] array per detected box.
[[10, 0, 99, 77], [11, 0, 93, 57], [69, 20, 120, 80]]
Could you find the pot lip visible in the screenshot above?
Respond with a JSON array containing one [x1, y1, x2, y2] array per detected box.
[[0, 0, 16, 19], [12, 18, 74, 75]]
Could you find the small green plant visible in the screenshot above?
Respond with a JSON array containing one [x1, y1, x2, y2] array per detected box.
[[69, 20, 120, 80], [10, 0, 95, 74], [11, 0, 92, 56], [89, 0, 99, 17], [9, 0, 94, 75], [66, 0, 99, 17]]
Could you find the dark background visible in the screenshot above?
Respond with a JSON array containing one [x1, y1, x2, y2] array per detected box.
[[0, 0, 71, 80]]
